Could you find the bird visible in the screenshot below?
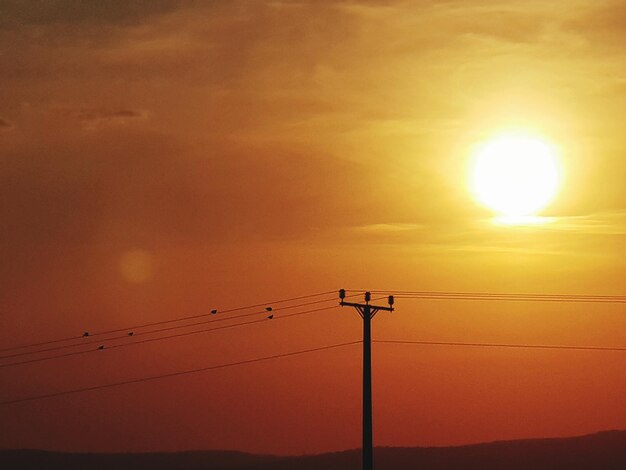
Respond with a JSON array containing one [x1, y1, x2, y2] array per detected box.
[[128, 332, 134, 336], [267, 314, 274, 320], [82, 331, 90, 337], [97, 345, 104, 350], [265, 307, 273, 312], [211, 309, 218, 314]]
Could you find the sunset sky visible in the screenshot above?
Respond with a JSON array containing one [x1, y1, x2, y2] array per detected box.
[[1, 0, 625, 456]]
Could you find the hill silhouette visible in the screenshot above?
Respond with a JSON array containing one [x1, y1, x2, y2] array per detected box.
[[2, 430, 626, 469]]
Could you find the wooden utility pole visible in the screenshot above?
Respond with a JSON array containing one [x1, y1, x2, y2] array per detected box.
[[339, 289, 394, 470]]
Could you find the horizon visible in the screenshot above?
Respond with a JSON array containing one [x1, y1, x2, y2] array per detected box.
[[3, 429, 626, 456]]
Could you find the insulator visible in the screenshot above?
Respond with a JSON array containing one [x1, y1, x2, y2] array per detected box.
[[388, 295, 394, 306], [339, 289, 346, 300], [365, 291, 371, 302]]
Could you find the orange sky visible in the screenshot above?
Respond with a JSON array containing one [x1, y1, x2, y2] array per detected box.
[[0, 0, 625, 455]]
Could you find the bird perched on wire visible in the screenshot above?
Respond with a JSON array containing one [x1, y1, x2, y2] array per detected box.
[[267, 314, 274, 320], [82, 332, 90, 337], [265, 307, 273, 312], [211, 309, 218, 314], [97, 345, 105, 350], [128, 332, 134, 336]]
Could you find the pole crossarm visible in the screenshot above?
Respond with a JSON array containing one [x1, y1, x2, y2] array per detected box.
[[340, 301, 394, 312]]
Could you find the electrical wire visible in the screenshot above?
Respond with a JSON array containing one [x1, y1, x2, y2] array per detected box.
[[373, 339, 626, 352], [391, 296, 626, 304], [0, 296, 349, 360], [0, 340, 362, 406], [6, 289, 622, 357], [361, 290, 626, 298], [353, 290, 626, 303], [0, 290, 343, 354], [0, 305, 342, 369]]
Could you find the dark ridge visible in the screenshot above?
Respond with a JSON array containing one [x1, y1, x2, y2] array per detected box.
[[2, 430, 625, 470], [0, 449, 280, 470]]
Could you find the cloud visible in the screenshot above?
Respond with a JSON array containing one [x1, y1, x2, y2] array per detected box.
[[450, 10, 549, 44], [356, 223, 424, 233], [0, 0, 188, 29], [543, 211, 626, 235], [565, 1, 626, 48], [51, 106, 147, 129], [0, 117, 13, 130], [0, 126, 379, 256], [434, 211, 626, 257], [1, 0, 624, 261]]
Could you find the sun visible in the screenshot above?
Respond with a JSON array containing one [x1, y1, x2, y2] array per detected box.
[[469, 134, 562, 219]]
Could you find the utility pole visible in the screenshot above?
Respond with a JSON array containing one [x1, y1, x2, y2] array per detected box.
[[339, 289, 394, 470]]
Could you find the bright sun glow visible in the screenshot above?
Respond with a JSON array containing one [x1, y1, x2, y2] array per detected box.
[[470, 134, 562, 219]]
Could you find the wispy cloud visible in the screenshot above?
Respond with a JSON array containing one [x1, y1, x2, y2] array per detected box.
[[51, 106, 147, 129], [355, 223, 424, 233], [544, 211, 626, 235], [0, 0, 185, 29], [0, 117, 13, 130]]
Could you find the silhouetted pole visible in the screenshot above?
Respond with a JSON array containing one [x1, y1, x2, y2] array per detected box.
[[339, 289, 394, 470], [362, 302, 373, 470]]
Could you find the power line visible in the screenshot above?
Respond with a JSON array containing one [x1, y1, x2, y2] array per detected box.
[[4, 289, 623, 356], [0, 318, 266, 369], [391, 291, 626, 300], [0, 296, 347, 360], [356, 290, 626, 303], [0, 290, 341, 354], [392, 296, 626, 304], [361, 290, 626, 299], [0, 305, 342, 369], [383, 295, 625, 304], [0, 340, 362, 406], [373, 339, 626, 352]]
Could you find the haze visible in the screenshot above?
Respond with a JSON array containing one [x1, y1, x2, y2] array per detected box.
[[1, 0, 625, 456]]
